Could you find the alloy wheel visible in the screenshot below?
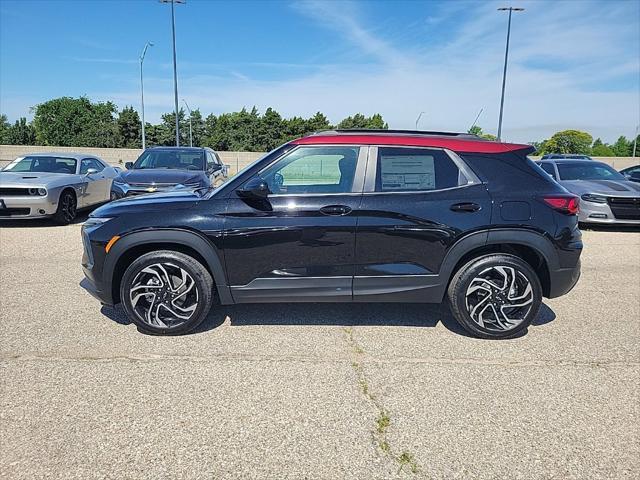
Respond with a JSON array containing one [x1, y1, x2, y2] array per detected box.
[[61, 193, 76, 222], [464, 265, 534, 332], [129, 262, 199, 329]]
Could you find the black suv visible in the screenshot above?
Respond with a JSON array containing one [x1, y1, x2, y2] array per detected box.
[[81, 130, 582, 339], [110, 146, 228, 200]]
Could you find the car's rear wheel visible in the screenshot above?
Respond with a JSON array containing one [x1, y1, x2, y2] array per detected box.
[[447, 254, 542, 339], [120, 250, 214, 335], [53, 189, 77, 224]]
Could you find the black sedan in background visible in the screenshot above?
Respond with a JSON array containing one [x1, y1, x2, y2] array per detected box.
[[110, 147, 228, 199]]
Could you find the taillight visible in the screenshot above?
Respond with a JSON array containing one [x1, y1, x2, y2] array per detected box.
[[542, 195, 579, 215]]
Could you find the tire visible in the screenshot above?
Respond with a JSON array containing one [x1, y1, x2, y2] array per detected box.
[[120, 250, 214, 335], [447, 254, 542, 339], [53, 189, 77, 225]]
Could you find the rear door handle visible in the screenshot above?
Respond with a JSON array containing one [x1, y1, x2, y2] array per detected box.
[[320, 205, 352, 216], [450, 202, 481, 212]]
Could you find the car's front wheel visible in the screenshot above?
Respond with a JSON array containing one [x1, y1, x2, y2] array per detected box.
[[447, 254, 542, 339], [120, 250, 214, 335], [53, 189, 77, 224]]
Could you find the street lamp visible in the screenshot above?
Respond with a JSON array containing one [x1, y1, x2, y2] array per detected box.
[[182, 99, 193, 147], [415, 111, 426, 130], [139, 41, 153, 150], [160, 0, 185, 147], [496, 7, 524, 142]]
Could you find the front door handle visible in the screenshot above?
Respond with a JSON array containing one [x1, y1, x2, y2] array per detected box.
[[320, 205, 352, 216], [450, 202, 481, 213]]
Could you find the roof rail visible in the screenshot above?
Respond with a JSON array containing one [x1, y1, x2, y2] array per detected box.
[[308, 129, 479, 138]]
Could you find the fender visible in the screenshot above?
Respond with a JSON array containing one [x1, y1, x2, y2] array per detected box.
[[438, 227, 559, 283], [104, 228, 233, 305]]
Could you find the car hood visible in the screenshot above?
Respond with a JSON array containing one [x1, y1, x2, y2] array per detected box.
[[559, 179, 640, 196], [0, 171, 77, 187], [118, 168, 206, 185], [91, 188, 203, 217]]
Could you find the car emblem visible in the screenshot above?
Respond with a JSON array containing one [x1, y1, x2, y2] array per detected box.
[[147, 187, 157, 192]]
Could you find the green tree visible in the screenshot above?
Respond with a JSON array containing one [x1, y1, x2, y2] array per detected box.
[[591, 138, 615, 157], [187, 108, 205, 146], [7, 117, 36, 145], [306, 112, 331, 132], [155, 109, 190, 146], [539, 129, 593, 155], [256, 107, 283, 150], [337, 113, 388, 129], [468, 125, 497, 140], [117, 106, 141, 148], [33, 96, 119, 147], [0, 114, 10, 144], [611, 136, 630, 157]]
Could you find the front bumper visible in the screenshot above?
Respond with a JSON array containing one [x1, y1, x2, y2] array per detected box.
[[579, 199, 640, 225], [0, 194, 59, 219]]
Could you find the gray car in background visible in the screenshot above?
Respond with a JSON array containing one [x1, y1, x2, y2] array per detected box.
[[0, 152, 119, 224], [537, 159, 640, 225]]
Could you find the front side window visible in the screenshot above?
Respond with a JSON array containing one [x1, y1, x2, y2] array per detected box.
[[2, 156, 77, 174], [259, 146, 359, 194], [539, 162, 557, 180], [80, 158, 105, 174], [375, 147, 461, 192]]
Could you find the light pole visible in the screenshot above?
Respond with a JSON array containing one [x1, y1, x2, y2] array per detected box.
[[139, 41, 153, 150], [160, 0, 185, 147], [497, 7, 524, 142], [182, 99, 193, 147], [415, 111, 426, 130]]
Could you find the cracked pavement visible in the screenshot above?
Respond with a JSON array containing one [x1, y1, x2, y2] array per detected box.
[[0, 220, 638, 479]]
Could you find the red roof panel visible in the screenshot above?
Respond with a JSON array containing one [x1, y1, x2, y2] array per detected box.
[[292, 134, 532, 154]]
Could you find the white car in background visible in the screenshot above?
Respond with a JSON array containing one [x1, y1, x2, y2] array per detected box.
[[0, 152, 119, 224]]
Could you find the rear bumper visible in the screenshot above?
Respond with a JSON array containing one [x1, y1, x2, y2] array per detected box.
[[547, 259, 581, 298]]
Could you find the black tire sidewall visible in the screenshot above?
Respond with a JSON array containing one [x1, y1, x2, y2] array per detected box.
[[448, 254, 543, 339], [120, 251, 213, 335], [54, 190, 76, 225]]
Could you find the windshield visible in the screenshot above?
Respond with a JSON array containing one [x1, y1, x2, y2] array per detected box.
[[133, 149, 204, 170], [556, 162, 625, 181], [2, 156, 77, 174]]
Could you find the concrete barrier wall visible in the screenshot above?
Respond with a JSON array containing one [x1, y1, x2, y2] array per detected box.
[[0, 145, 264, 176], [1, 144, 637, 173]]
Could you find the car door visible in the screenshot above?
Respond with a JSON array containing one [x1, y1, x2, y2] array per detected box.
[[353, 145, 492, 302], [80, 158, 110, 205], [222, 144, 367, 302]]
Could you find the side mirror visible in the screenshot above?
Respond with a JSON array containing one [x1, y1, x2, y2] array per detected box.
[[208, 164, 222, 173], [125, 162, 134, 170], [86, 168, 98, 176], [237, 176, 270, 199]]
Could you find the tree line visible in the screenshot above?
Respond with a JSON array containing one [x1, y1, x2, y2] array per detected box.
[[1, 96, 637, 156], [0, 96, 387, 152]]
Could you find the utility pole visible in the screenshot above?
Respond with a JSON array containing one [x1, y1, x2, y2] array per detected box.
[[497, 7, 524, 141], [182, 99, 193, 147], [139, 41, 153, 150], [160, 0, 185, 146]]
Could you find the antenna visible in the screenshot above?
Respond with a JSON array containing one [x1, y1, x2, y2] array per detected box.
[[470, 108, 483, 132]]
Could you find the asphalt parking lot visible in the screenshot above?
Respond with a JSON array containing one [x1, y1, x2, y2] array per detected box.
[[0, 220, 638, 479]]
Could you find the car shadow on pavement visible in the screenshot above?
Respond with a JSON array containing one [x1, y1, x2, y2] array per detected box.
[[100, 301, 556, 339], [0, 212, 90, 227]]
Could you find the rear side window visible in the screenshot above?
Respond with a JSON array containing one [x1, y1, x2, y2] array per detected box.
[[375, 147, 460, 192]]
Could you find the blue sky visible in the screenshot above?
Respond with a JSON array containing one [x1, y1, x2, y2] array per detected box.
[[1, 0, 638, 143]]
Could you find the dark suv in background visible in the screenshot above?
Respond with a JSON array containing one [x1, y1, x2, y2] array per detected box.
[[110, 146, 228, 200], [81, 130, 582, 339]]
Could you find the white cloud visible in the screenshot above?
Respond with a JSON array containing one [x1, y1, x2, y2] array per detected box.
[[25, 0, 640, 143]]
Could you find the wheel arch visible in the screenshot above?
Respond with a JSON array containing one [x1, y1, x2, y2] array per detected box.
[[104, 229, 231, 305], [441, 229, 558, 298]]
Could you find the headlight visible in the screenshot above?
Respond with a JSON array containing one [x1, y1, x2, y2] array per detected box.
[[83, 217, 113, 229], [581, 193, 607, 204], [28, 187, 46, 196], [113, 177, 126, 185]]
